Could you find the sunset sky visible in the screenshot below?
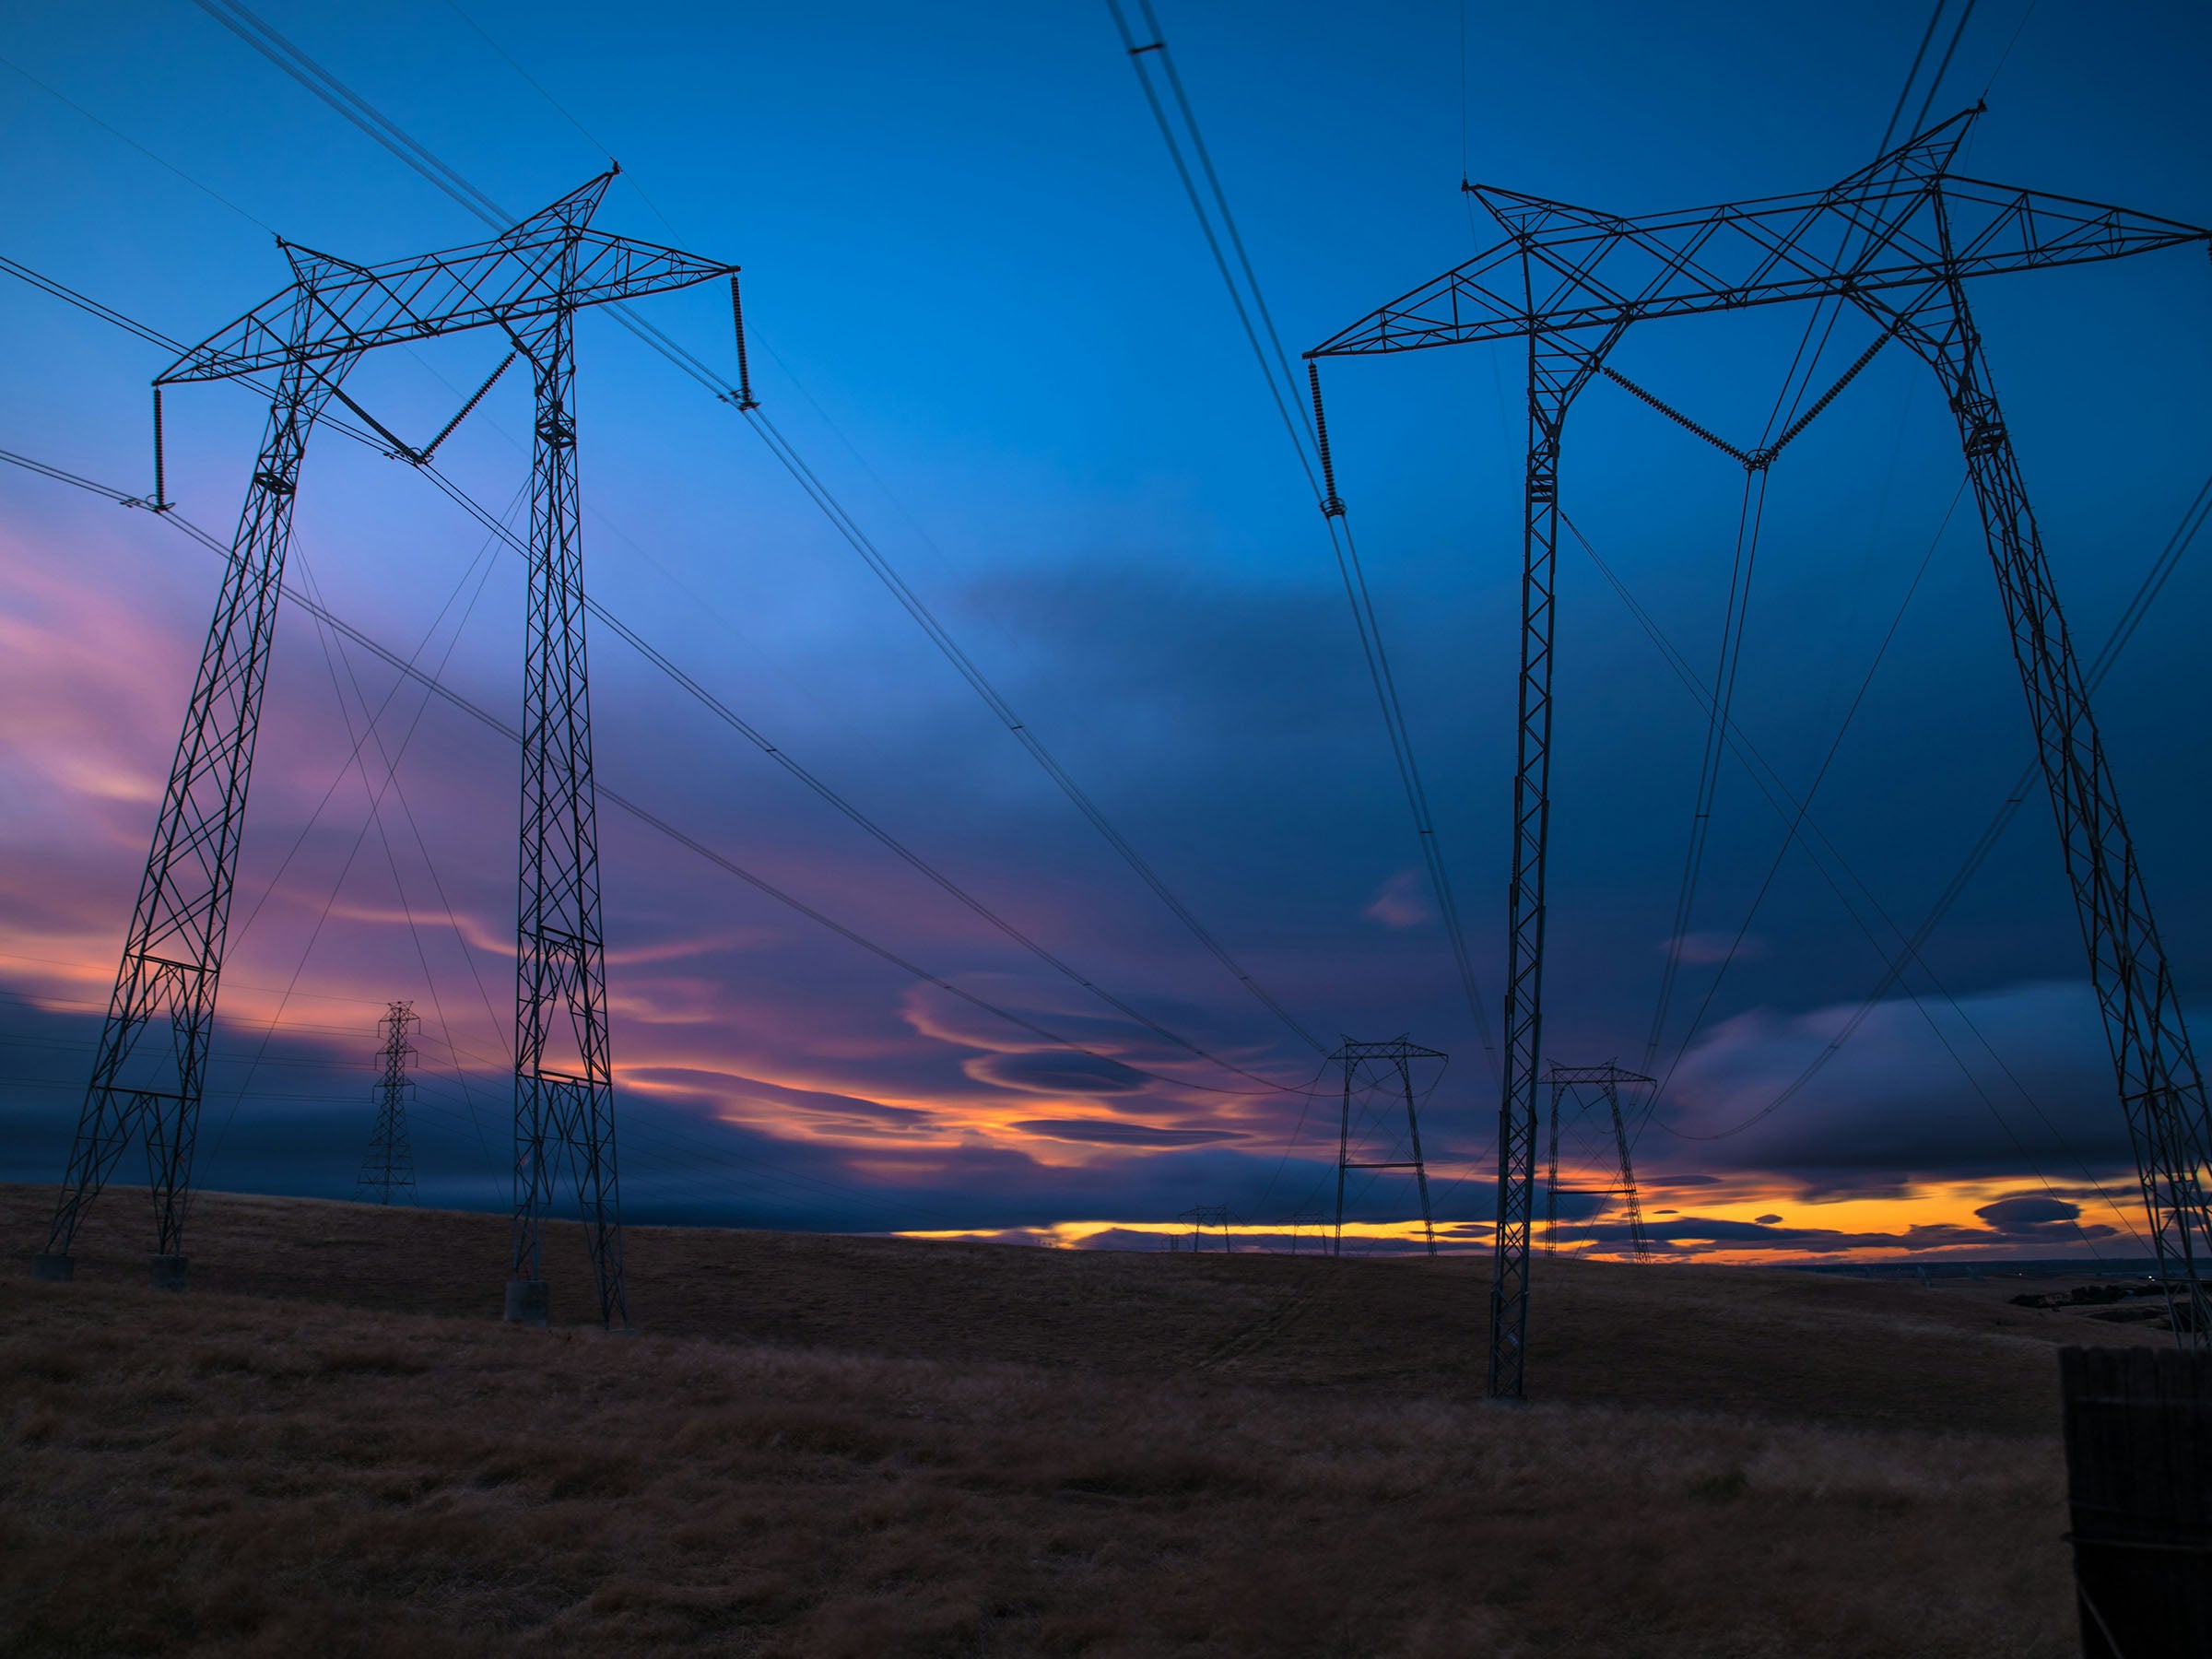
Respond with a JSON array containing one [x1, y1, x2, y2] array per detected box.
[[3, 0, 2209, 1265]]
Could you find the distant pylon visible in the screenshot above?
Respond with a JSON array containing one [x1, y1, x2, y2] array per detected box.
[[1332, 1036, 1443, 1258], [1545, 1062, 1653, 1260], [357, 1003, 419, 1206], [1177, 1204, 1237, 1252]]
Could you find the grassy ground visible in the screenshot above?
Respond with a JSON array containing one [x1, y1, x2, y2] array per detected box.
[[0, 1184, 2134, 1655]]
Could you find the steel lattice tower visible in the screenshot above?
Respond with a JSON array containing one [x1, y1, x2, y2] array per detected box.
[[357, 1002, 420, 1206], [1176, 1205, 1237, 1252], [1311, 108, 2212, 1394], [1331, 1036, 1442, 1257], [29, 175, 733, 1324], [1545, 1062, 1653, 1260]]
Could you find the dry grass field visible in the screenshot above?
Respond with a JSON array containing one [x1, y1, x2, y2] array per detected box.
[[0, 1183, 2149, 1656]]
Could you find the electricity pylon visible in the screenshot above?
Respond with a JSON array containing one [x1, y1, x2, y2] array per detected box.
[[1332, 1036, 1442, 1258], [357, 1002, 419, 1206], [1177, 1205, 1237, 1252], [29, 174, 733, 1328], [1311, 107, 2212, 1394], [1545, 1062, 1653, 1260]]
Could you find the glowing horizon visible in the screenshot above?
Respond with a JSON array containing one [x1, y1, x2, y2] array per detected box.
[[3, 2, 2206, 1266]]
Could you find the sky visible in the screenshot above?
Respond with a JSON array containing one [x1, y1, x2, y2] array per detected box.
[[2, 0, 2209, 1266]]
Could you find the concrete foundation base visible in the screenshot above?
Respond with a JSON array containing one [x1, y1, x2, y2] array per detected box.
[[148, 1254, 189, 1292], [504, 1279, 550, 1325], [29, 1253, 74, 1283]]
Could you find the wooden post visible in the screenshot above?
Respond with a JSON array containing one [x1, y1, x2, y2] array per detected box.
[[2060, 1345, 2212, 1657]]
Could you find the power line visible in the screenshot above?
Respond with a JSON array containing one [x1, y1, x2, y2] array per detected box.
[[1567, 507, 2158, 1251], [1880, 4, 1953, 159], [1641, 465, 1771, 1071], [1632, 3, 1972, 1071], [1102, 0, 1499, 1071], [225, 496, 514, 955], [1618, 6, 1964, 1065], [293, 548, 502, 1157], [1652, 480, 1970, 1093], [405, 459, 1309, 1091], [0, 51, 276, 233], [1648, 467, 2212, 1141], [0, 253, 1322, 1099], [189, 0, 1329, 1065], [187, 0, 508, 226], [1910, 0, 1982, 142], [193, 532, 493, 1187], [0, 439, 1319, 1100]]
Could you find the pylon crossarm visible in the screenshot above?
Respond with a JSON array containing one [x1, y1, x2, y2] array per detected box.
[[159, 177, 733, 384], [1545, 1065, 1654, 1086], [1309, 116, 2206, 359], [1936, 174, 2207, 270]]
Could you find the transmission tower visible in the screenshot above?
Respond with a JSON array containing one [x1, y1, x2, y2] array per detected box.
[[1177, 1205, 1237, 1252], [29, 174, 733, 1326], [356, 1002, 419, 1206], [1284, 1208, 1328, 1254], [1332, 1036, 1442, 1258], [1545, 1062, 1653, 1260], [1311, 108, 2212, 1394]]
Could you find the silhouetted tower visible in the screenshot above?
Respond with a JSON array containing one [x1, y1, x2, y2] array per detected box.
[[1332, 1037, 1442, 1258], [28, 175, 733, 1320], [1285, 1208, 1327, 1255], [1177, 1205, 1236, 1252], [1312, 108, 2212, 1394], [1545, 1062, 1653, 1260], [355, 1003, 419, 1206]]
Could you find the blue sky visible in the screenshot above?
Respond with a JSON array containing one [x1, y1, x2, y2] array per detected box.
[[1, 0, 2208, 1260]]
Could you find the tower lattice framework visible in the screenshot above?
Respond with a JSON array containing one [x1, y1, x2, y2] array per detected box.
[[1545, 1061, 1653, 1260], [1331, 1036, 1442, 1257], [505, 288, 624, 1327], [1311, 108, 2212, 1395], [358, 1001, 420, 1206], [30, 175, 733, 1324]]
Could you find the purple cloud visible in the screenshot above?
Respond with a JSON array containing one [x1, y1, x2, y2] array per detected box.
[[1012, 1119, 1246, 1147], [1362, 870, 1433, 930]]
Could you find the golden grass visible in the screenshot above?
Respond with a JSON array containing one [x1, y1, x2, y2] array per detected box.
[[2, 1273, 2071, 1657], [0, 1185, 2120, 1654], [1, 1183, 2151, 1436]]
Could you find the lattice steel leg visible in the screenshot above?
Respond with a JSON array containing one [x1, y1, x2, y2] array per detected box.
[[1877, 278, 2212, 1344], [1603, 1082, 1652, 1261], [40, 348, 339, 1277], [507, 301, 629, 1331], [1544, 1081, 1562, 1257], [1398, 1054, 1438, 1256], [1488, 330, 1626, 1395], [1333, 1048, 1353, 1257]]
